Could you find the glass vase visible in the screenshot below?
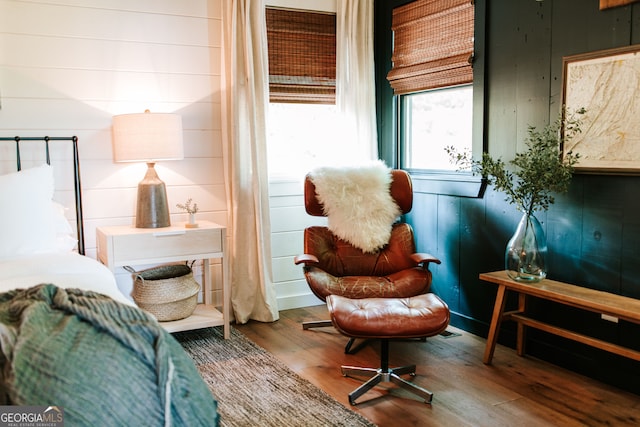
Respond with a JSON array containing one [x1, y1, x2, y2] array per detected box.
[[505, 212, 547, 282]]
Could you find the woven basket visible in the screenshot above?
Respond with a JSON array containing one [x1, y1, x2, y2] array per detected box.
[[130, 264, 200, 321]]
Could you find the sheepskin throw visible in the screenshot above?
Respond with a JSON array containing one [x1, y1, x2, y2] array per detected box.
[[310, 161, 401, 253]]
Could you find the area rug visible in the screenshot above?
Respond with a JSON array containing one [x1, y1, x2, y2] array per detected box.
[[174, 327, 376, 427]]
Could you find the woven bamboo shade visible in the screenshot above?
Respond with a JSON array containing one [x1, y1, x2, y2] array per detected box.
[[387, 0, 474, 95], [266, 8, 336, 104]]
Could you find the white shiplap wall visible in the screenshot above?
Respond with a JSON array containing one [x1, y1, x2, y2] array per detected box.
[[0, 0, 322, 313], [269, 179, 326, 310], [0, 0, 226, 306]]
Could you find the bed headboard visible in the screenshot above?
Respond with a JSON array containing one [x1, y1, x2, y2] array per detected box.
[[0, 136, 85, 255]]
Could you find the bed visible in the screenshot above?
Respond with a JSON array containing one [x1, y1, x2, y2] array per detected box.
[[0, 137, 219, 426]]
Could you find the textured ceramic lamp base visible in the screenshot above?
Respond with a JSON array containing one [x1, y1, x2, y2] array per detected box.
[[136, 163, 170, 228]]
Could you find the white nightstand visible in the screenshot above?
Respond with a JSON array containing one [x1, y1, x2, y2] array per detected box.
[[96, 220, 230, 338]]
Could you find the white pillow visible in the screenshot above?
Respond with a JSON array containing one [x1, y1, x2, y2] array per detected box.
[[51, 201, 78, 253], [0, 164, 59, 259]]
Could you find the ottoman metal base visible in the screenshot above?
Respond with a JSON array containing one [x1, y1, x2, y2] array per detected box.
[[327, 294, 450, 406]]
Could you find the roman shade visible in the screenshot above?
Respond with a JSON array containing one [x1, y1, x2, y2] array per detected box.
[[266, 7, 336, 104], [387, 0, 474, 95]]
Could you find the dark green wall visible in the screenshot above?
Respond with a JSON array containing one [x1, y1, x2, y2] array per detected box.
[[375, 0, 640, 393]]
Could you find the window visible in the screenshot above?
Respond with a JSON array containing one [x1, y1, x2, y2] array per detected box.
[[388, 0, 475, 172], [402, 84, 473, 170], [266, 4, 351, 179], [267, 102, 357, 178]]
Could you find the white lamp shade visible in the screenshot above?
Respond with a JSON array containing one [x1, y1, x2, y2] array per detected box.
[[112, 112, 184, 162]]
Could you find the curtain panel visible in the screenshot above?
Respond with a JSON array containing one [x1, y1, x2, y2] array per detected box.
[[221, 0, 279, 324], [337, 0, 378, 161], [218, 0, 379, 324]]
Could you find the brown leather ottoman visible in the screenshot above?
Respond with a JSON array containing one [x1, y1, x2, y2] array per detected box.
[[327, 293, 450, 405]]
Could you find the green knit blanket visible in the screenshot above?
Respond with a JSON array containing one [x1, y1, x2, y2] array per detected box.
[[0, 284, 219, 426]]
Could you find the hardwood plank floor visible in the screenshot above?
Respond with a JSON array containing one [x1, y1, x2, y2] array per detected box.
[[235, 305, 640, 427]]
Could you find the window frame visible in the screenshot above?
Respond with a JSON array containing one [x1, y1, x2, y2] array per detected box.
[[378, 0, 487, 198]]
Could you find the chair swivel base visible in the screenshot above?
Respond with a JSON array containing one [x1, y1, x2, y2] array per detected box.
[[302, 320, 333, 330], [341, 364, 433, 405], [303, 320, 371, 354]]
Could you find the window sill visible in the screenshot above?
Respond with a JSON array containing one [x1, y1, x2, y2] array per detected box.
[[407, 170, 486, 198]]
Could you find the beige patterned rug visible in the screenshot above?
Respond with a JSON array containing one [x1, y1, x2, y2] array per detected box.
[[174, 327, 376, 427]]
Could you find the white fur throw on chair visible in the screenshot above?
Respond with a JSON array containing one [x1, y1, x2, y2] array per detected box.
[[309, 161, 401, 253]]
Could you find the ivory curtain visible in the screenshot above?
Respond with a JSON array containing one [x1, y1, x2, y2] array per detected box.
[[221, 0, 279, 323], [337, 0, 378, 161], [220, 0, 376, 324]]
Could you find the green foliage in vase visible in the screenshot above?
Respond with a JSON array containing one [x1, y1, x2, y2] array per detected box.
[[176, 198, 199, 214], [446, 108, 585, 216]]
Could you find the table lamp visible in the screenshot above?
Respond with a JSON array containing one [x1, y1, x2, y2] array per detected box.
[[112, 110, 184, 228]]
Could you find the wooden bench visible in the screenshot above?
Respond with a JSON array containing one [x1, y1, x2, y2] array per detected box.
[[480, 270, 640, 364]]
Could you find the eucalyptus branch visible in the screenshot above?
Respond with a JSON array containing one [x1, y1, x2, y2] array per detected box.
[[446, 108, 585, 215], [176, 198, 199, 214]]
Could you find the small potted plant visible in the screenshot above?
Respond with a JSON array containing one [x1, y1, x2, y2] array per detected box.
[[447, 108, 585, 282], [176, 198, 199, 228]]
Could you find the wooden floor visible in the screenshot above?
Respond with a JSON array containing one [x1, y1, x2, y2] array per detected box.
[[235, 305, 640, 427]]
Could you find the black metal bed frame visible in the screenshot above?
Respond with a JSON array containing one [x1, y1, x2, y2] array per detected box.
[[0, 136, 85, 255]]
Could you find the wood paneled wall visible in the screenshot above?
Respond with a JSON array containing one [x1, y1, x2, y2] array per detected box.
[[0, 0, 225, 304], [376, 0, 640, 393]]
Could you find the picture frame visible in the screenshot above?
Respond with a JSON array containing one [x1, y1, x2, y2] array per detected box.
[[561, 44, 640, 174], [599, 0, 640, 10]]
